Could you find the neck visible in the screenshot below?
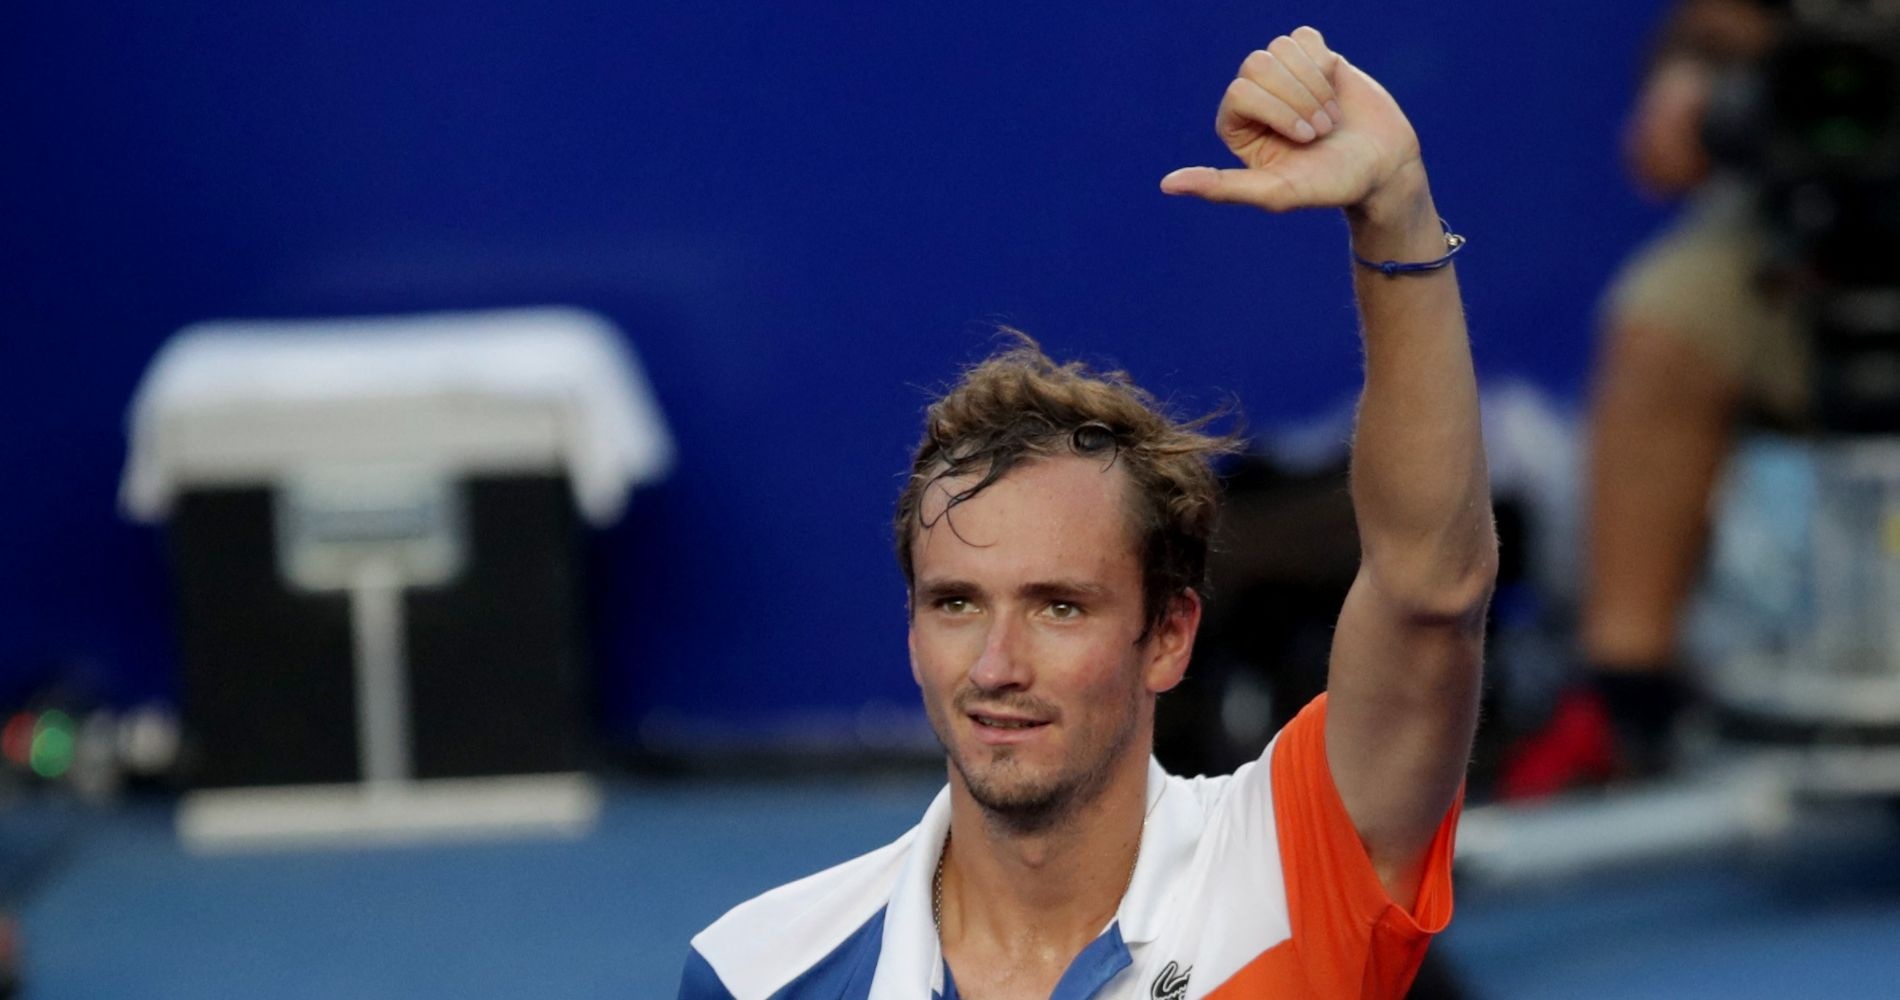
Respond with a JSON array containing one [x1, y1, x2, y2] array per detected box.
[[937, 747, 1149, 954]]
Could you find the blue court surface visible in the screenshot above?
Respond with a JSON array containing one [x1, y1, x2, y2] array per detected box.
[[6, 777, 1899, 999]]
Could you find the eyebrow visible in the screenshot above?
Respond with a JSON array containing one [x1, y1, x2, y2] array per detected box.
[[915, 579, 980, 606], [915, 578, 1113, 604], [1019, 580, 1112, 603]]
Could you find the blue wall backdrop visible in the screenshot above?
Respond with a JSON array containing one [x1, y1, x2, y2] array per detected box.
[[2, 2, 1668, 744]]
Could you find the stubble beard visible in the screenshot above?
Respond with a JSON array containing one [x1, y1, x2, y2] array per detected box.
[[930, 678, 1146, 837]]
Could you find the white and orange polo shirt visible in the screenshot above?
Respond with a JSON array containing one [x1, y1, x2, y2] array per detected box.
[[680, 694, 1460, 999]]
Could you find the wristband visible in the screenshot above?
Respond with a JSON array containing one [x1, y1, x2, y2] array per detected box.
[[1352, 218, 1466, 276]]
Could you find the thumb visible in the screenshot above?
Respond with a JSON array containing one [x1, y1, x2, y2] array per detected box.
[[1159, 166, 1299, 211]]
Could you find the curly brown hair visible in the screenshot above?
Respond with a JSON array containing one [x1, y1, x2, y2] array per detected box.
[[894, 332, 1243, 641]]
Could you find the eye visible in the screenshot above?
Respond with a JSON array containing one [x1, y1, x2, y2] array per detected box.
[[1046, 602, 1083, 621], [934, 596, 975, 615]]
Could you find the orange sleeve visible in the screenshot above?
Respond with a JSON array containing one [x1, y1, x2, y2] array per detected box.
[[1213, 693, 1461, 998]]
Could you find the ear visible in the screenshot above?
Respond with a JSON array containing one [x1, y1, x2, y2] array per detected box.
[[1143, 588, 1202, 694], [908, 623, 922, 688]]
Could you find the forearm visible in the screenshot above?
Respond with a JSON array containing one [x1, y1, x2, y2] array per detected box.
[[1344, 165, 1497, 619]]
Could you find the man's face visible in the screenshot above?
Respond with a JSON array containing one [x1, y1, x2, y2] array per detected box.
[[907, 454, 1193, 832]]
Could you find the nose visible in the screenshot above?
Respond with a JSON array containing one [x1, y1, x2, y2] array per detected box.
[[968, 613, 1032, 692]]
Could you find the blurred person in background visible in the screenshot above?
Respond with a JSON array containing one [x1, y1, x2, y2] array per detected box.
[[680, 26, 1495, 1000], [1500, 0, 1795, 797]]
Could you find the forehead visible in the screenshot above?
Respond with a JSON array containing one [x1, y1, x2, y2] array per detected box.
[[911, 454, 1140, 585]]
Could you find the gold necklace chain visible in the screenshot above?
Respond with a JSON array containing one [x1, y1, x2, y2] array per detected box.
[[932, 831, 950, 932], [930, 819, 1144, 934]]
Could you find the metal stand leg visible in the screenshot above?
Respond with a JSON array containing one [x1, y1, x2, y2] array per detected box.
[[349, 562, 412, 790]]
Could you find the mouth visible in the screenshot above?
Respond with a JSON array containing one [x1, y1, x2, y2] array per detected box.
[[967, 711, 1052, 744]]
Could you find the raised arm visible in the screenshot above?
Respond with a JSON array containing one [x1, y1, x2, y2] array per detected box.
[[1161, 27, 1495, 907]]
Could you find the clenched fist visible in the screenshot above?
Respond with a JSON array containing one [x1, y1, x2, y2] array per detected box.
[[1161, 27, 1429, 228]]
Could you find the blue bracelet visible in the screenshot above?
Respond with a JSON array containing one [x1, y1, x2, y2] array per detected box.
[[1352, 218, 1466, 276]]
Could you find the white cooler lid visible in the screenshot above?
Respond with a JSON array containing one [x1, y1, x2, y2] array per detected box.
[[120, 307, 674, 527]]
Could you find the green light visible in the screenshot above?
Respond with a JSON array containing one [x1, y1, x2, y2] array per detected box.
[[1812, 118, 1873, 159], [30, 711, 76, 779], [1822, 63, 1863, 99]]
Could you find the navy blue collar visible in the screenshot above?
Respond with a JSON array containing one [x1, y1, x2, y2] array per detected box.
[[934, 922, 1132, 1000]]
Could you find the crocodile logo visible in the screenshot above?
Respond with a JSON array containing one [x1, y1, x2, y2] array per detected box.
[[1151, 960, 1190, 1000]]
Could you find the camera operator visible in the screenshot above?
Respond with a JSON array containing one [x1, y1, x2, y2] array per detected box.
[[1501, 0, 1801, 797]]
